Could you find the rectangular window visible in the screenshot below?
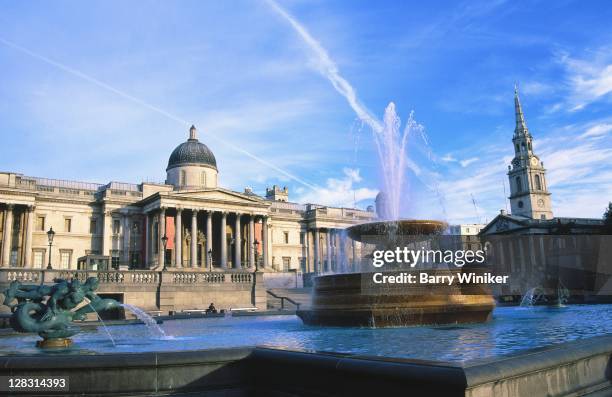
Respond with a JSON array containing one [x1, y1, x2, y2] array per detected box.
[[113, 219, 120, 234], [90, 219, 97, 234], [300, 232, 305, 245], [111, 250, 120, 269], [36, 216, 45, 231], [33, 250, 45, 268], [64, 218, 72, 233], [60, 250, 72, 269], [284, 231, 289, 244], [282, 257, 291, 271]]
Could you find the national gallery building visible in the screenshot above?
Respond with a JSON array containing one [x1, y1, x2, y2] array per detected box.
[[0, 126, 374, 274]]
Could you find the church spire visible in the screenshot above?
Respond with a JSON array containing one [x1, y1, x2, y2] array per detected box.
[[189, 125, 197, 140], [514, 84, 529, 136]]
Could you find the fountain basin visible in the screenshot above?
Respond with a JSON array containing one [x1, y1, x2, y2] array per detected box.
[[299, 219, 494, 327], [297, 270, 495, 327]]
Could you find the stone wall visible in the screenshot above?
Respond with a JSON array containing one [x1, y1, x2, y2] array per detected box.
[[0, 269, 266, 315]]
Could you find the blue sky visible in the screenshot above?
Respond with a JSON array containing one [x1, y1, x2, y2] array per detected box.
[[1, 0, 611, 224]]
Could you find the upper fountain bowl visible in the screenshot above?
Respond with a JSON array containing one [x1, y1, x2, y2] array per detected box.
[[347, 219, 447, 242]]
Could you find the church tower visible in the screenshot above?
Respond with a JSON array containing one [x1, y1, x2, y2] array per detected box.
[[507, 87, 553, 220]]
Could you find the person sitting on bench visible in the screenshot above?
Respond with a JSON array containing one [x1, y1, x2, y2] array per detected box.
[[205, 302, 217, 314]]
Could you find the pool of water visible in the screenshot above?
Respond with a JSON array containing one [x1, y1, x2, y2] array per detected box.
[[1, 304, 611, 363]]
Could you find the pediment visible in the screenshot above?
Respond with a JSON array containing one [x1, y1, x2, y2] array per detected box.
[[169, 188, 267, 206], [480, 215, 528, 235]]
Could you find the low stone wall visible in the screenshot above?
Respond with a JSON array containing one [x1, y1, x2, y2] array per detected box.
[[463, 334, 612, 396], [0, 347, 253, 396], [0, 334, 610, 396], [0, 269, 266, 315], [263, 271, 303, 289]]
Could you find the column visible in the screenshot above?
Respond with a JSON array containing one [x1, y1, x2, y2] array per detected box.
[[206, 211, 213, 268], [248, 215, 254, 268], [2, 205, 14, 267], [175, 208, 183, 268], [262, 216, 269, 268], [305, 229, 311, 272], [313, 228, 320, 273], [159, 207, 166, 268], [191, 209, 198, 268], [234, 213, 242, 268], [144, 213, 150, 267], [101, 206, 111, 256], [339, 232, 346, 272], [352, 239, 357, 270], [122, 213, 130, 266], [326, 229, 332, 272], [24, 205, 35, 267], [220, 211, 227, 268]]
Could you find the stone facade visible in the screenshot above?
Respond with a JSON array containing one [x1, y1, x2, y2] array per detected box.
[[0, 126, 374, 274]]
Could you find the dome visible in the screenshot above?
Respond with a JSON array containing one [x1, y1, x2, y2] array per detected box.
[[166, 126, 217, 171]]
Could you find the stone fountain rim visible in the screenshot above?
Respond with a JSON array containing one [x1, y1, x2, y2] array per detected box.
[[346, 219, 448, 241]]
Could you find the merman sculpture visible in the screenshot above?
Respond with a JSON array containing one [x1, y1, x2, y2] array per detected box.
[[2, 277, 120, 348]]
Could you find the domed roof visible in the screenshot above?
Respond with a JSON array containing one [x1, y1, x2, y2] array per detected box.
[[167, 126, 217, 171]]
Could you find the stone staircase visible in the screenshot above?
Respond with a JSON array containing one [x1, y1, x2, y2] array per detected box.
[[267, 288, 312, 310]]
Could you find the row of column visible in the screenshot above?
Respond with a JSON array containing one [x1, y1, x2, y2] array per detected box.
[[150, 208, 269, 270], [309, 227, 357, 273], [1, 204, 35, 267]]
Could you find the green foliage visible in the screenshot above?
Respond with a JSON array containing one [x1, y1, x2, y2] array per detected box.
[[604, 202, 612, 225]]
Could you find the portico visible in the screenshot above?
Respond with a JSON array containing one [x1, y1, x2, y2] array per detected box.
[[139, 194, 271, 271]]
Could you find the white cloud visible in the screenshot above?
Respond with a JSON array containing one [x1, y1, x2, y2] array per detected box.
[[521, 81, 553, 96], [295, 168, 377, 207], [459, 157, 479, 167], [579, 123, 612, 139], [557, 50, 612, 111]]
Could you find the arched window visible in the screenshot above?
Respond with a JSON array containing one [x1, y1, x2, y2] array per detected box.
[[200, 171, 206, 186], [535, 174, 541, 190], [180, 170, 186, 186], [528, 141, 532, 151], [521, 142, 526, 151], [515, 176, 522, 192], [515, 144, 519, 152], [518, 200, 524, 208]]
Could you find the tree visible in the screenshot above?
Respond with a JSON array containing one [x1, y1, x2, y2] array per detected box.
[[604, 202, 612, 231]]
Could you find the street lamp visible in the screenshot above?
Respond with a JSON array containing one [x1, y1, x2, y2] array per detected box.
[[253, 239, 260, 272], [161, 234, 168, 271], [46, 227, 55, 270], [207, 248, 213, 272]]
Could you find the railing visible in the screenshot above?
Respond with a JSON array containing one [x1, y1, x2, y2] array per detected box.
[[0, 269, 254, 286], [5, 270, 41, 283], [266, 290, 301, 310]]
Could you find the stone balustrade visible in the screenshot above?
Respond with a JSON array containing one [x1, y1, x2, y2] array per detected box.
[[0, 268, 266, 314], [0, 268, 257, 286]]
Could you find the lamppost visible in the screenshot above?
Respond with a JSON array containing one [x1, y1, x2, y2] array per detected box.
[[161, 234, 168, 271], [207, 248, 213, 272], [46, 227, 55, 270], [253, 239, 259, 272]]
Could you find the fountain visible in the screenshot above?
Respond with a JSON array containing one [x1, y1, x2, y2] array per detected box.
[[2, 277, 120, 348], [297, 103, 495, 327]]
